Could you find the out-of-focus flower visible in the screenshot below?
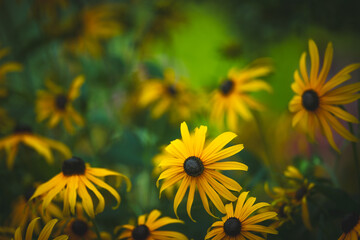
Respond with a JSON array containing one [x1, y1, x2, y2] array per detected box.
[[205, 191, 278, 240], [116, 209, 188, 240], [63, 4, 123, 57], [0, 125, 71, 169], [0, 45, 22, 97], [13, 218, 68, 240], [138, 69, 194, 122], [157, 122, 247, 221], [36, 75, 85, 134], [211, 60, 272, 131], [289, 39, 360, 152], [338, 213, 360, 240], [30, 157, 131, 218]]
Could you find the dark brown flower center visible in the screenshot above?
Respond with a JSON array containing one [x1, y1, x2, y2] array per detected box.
[[13, 125, 32, 134], [295, 186, 308, 201], [132, 225, 150, 240], [71, 219, 89, 236], [341, 213, 359, 233], [224, 217, 241, 236], [301, 89, 319, 111], [55, 94, 68, 110], [219, 79, 234, 96], [167, 84, 177, 96], [184, 156, 204, 177], [62, 157, 86, 176]]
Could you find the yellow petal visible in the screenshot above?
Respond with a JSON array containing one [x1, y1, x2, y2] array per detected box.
[[31, 174, 63, 200], [80, 176, 105, 214], [68, 75, 85, 100], [186, 180, 196, 222], [203, 144, 244, 165], [77, 180, 95, 218], [180, 122, 193, 155], [202, 132, 237, 160], [173, 176, 191, 218], [317, 42, 333, 87], [38, 219, 58, 240], [308, 39, 320, 86], [205, 161, 248, 171], [299, 52, 309, 85], [25, 218, 40, 240]]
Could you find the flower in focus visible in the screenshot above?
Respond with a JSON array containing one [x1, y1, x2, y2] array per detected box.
[[0, 45, 22, 97], [13, 218, 68, 240], [138, 69, 193, 122], [30, 156, 131, 218], [211, 60, 272, 130], [157, 122, 247, 220], [0, 125, 71, 169], [36, 75, 85, 134], [116, 209, 188, 240], [338, 213, 360, 240], [289, 39, 360, 152], [205, 191, 278, 240]]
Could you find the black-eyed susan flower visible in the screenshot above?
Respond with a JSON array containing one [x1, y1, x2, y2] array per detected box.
[[13, 218, 68, 240], [0, 45, 22, 97], [211, 61, 272, 131], [36, 76, 85, 134], [30, 156, 131, 218], [289, 39, 360, 152], [205, 191, 278, 240], [116, 209, 188, 240], [0, 125, 71, 169], [338, 213, 360, 240], [138, 69, 193, 122], [157, 122, 247, 220]]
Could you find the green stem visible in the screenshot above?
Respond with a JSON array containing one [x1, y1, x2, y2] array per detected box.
[[348, 122, 360, 196], [91, 218, 102, 240]]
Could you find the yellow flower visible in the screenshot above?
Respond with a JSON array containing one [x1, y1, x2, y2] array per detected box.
[[289, 39, 360, 152], [211, 61, 272, 130], [0, 45, 22, 97], [116, 209, 188, 240], [157, 122, 247, 220], [138, 69, 193, 122], [0, 125, 71, 169], [36, 75, 85, 134], [338, 213, 360, 240], [205, 191, 278, 240], [13, 218, 68, 240], [30, 157, 131, 218], [63, 4, 123, 57]]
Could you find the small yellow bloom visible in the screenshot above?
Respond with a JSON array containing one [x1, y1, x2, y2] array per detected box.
[[289, 39, 360, 152], [116, 209, 188, 240], [36, 75, 85, 134], [157, 122, 247, 221], [205, 191, 278, 240], [0, 126, 71, 169], [211, 60, 272, 131], [30, 157, 131, 218]]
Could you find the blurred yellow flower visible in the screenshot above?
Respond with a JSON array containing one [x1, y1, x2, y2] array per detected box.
[[0, 125, 71, 169], [0, 45, 22, 97], [157, 122, 247, 221], [13, 218, 68, 240], [30, 157, 131, 218], [338, 213, 360, 240], [211, 61, 272, 131], [116, 209, 188, 240], [205, 191, 278, 240], [36, 75, 85, 134], [289, 39, 360, 152], [138, 69, 193, 122]]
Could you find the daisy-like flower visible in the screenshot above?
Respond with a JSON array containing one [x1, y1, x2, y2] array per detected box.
[[157, 122, 247, 220], [205, 191, 278, 240], [0, 125, 71, 169], [13, 218, 68, 240], [116, 209, 188, 240], [289, 39, 360, 152], [338, 213, 360, 240], [30, 156, 131, 218], [211, 61, 272, 130], [36, 76, 85, 134], [138, 69, 193, 122], [0, 45, 22, 97]]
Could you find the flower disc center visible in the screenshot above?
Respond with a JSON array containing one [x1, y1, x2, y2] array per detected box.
[[55, 94, 68, 110], [224, 217, 241, 237], [62, 157, 86, 176], [71, 219, 88, 236], [132, 225, 150, 240], [341, 213, 359, 233], [167, 84, 177, 96], [301, 90, 319, 111], [295, 186, 308, 201], [184, 156, 204, 177], [220, 79, 234, 96]]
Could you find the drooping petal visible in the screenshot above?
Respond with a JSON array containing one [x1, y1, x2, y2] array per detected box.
[[25, 218, 40, 240], [80, 176, 105, 214], [186, 179, 197, 222], [31, 174, 64, 200], [38, 219, 58, 240], [173, 176, 191, 218], [77, 180, 95, 218]]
